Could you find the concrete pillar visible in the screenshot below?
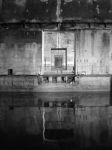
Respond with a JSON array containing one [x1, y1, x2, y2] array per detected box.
[[41, 76, 44, 83], [49, 76, 52, 83], [65, 76, 68, 83], [49, 102, 53, 107], [57, 76, 61, 83], [34, 77, 38, 86]]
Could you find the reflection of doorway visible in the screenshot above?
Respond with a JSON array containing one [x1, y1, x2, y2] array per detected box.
[[55, 55, 63, 68]]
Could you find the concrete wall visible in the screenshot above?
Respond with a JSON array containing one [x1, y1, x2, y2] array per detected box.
[[0, 75, 109, 92], [76, 29, 111, 75], [43, 29, 112, 75], [0, 0, 112, 23], [0, 29, 111, 77], [0, 30, 42, 75], [77, 76, 110, 91], [43, 31, 74, 74], [0, 76, 38, 91]]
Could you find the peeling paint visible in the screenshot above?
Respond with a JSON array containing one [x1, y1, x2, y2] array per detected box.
[[15, 0, 26, 7]]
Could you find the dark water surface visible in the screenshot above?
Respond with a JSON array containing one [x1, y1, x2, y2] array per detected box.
[[0, 92, 112, 150]]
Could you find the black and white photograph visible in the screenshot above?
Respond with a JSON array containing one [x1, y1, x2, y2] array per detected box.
[[0, 0, 111, 150]]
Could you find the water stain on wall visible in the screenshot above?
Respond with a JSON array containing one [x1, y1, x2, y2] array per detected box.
[[101, 32, 110, 61], [102, 32, 110, 48], [91, 30, 95, 56]]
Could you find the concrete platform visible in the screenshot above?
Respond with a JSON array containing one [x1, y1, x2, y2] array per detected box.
[[0, 75, 110, 92]]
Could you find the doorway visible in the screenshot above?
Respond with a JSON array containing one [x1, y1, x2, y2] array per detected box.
[[55, 55, 63, 69], [51, 48, 67, 70]]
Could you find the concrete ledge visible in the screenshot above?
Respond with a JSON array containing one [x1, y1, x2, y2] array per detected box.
[[78, 76, 110, 90], [0, 75, 110, 92], [0, 75, 37, 90]]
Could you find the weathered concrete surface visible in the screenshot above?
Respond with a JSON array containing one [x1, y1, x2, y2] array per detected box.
[[43, 30, 112, 75], [0, 29, 111, 76], [0, 30, 42, 75], [0, 75, 110, 92], [1, 0, 57, 22], [61, 0, 112, 22], [0, 75, 38, 91], [36, 76, 110, 92], [0, 1, 111, 92], [0, 0, 112, 23], [76, 29, 111, 75], [79, 76, 110, 91], [43, 31, 74, 74]]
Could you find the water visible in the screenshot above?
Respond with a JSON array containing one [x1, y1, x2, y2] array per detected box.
[[0, 92, 111, 150]]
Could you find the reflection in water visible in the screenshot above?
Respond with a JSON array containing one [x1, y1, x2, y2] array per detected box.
[[0, 92, 111, 150]]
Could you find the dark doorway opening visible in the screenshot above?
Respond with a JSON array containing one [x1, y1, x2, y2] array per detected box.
[[55, 55, 63, 69]]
